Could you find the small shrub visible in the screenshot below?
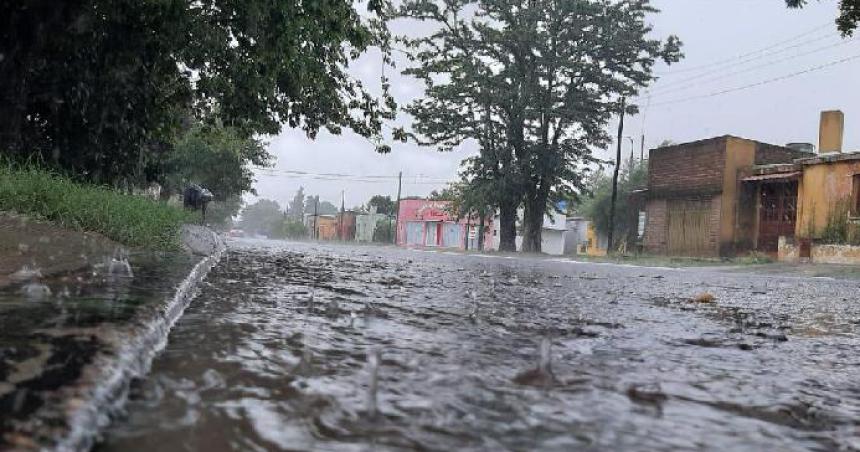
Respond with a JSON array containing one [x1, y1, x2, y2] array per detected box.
[[819, 199, 850, 244]]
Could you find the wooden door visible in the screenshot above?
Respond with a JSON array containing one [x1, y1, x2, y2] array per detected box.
[[667, 199, 712, 256], [758, 182, 797, 252]]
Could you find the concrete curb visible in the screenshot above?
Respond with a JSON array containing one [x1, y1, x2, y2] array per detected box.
[[54, 229, 225, 451]]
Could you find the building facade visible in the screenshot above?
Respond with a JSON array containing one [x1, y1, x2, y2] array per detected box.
[[644, 136, 806, 257], [644, 110, 858, 258], [355, 209, 391, 242], [396, 199, 493, 250]]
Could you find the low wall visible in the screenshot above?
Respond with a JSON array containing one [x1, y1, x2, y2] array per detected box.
[[778, 236, 800, 263], [778, 236, 860, 265]]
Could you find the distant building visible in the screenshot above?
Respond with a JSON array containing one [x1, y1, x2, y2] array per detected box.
[[489, 203, 579, 256], [564, 217, 590, 255], [305, 214, 338, 240], [355, 208, 390, 242], [396, 199, 493, 250], [336, 211, 357, 241]]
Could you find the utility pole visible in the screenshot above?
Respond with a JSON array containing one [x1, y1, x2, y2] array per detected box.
[[608, 97, 626, 253], [393, 171, 402, 245], [627, 136, 635, 169], [313, 196, 319, 240], [640, 134, 645, 162]]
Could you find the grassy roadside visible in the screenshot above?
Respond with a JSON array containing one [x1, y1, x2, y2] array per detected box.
[[566, 252, 774, 267], [0, 164, 191, 250]]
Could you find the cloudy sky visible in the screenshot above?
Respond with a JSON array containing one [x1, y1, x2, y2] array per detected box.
[[249, 0, 859, 210]]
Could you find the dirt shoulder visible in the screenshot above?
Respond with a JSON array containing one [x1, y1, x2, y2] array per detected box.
[[0, 212, 120, 289]]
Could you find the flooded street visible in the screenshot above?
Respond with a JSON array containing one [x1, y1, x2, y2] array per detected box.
[[99, 239, 860, 451]]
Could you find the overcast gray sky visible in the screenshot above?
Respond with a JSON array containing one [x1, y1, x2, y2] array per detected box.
[[249, 0, 859, 210]]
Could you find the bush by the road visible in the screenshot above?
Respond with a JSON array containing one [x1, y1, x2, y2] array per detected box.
[[0, 164, 190, 250]]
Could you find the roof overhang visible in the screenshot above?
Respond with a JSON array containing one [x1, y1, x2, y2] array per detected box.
[[741, 171, 801, 182]]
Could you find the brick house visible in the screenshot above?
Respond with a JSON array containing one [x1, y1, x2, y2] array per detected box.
[[644, 136, 806, 257]]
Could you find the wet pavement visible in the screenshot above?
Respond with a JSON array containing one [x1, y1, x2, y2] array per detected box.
[[99, 239, 860, 451]]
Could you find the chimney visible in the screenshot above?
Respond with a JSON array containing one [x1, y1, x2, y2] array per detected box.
[[818, 110, 844, 154]]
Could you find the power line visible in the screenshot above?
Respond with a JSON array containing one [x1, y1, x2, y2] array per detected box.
[[252, 166, 452, 182], [649, 38, 857, 98], [648, 52, 860, 108], [253, 171, 451, 185], [655, 21, 833, 76]]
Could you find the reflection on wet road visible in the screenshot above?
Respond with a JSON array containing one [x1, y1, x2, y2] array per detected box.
[[99, 239, 860, 451]]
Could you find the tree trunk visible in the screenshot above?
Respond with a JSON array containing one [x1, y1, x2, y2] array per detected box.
[[521, 196, 543, 253], [477, 214, 485, 251], [498, 200, 517, 252]]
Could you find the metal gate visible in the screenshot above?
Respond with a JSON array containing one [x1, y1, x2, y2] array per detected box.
[[441, 222, 461, 248], [406, 222, 423, 245], [758, 182, 797, 252], [424, 222, 439, 246], [667, 198, 712, 256]]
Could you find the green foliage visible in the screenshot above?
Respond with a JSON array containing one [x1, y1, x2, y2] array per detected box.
[[302, 195, 339, 216], [787, 0, 859, 36], [159, 123, 271, 202], [0, 164, 189, 250], [817, 198, 860, 245], [239, 199, 284, 236], [203, 196, 244, 229], [372, 218, 394, 243], [270, 220, 309, 240], [579, 161, 648, 245], [400, 0, 681, 252], [367, 195, 395, 215], [288, 187, 306, 221], [1, 0, 396, 185]]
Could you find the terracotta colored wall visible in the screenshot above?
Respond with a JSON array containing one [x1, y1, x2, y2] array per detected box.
[[644, 199, 667, 254], [316, 217, 338, 240], [648, 138, 726, 198], [796, 160, 860, 237]]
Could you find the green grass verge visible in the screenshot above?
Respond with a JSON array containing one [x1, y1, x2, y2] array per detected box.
[[570, 252, 773, 267], [0, 165, 191, 250]]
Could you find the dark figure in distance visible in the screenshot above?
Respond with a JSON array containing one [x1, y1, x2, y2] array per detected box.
[[183, 184, 213, 224]]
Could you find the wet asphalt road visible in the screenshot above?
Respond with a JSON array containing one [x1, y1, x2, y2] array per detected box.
[[99, 238, 860, 451]]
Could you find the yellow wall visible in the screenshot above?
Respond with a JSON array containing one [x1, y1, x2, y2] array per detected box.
[[721, 138, 756, 245], [796, 160, 860, 237], [586, 223, 607, 256]]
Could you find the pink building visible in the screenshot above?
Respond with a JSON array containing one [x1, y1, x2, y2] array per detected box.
[[396, 199, 493, 250]]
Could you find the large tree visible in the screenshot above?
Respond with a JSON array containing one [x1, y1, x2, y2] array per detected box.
[[400, 0, 680, 252], [288, 187, 306, 221], [158, 123, 271, 202], [0, 0, 396, 184], [787, 0, 859, 36]]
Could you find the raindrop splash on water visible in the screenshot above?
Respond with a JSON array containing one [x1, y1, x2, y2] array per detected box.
[[468, 290, 480, 323], [366, 347, 381, 418], [10, 265, 42, 282], [108, 248, 134, 278], [538, 336, 552, 375], [513, 335, 556, 387]]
